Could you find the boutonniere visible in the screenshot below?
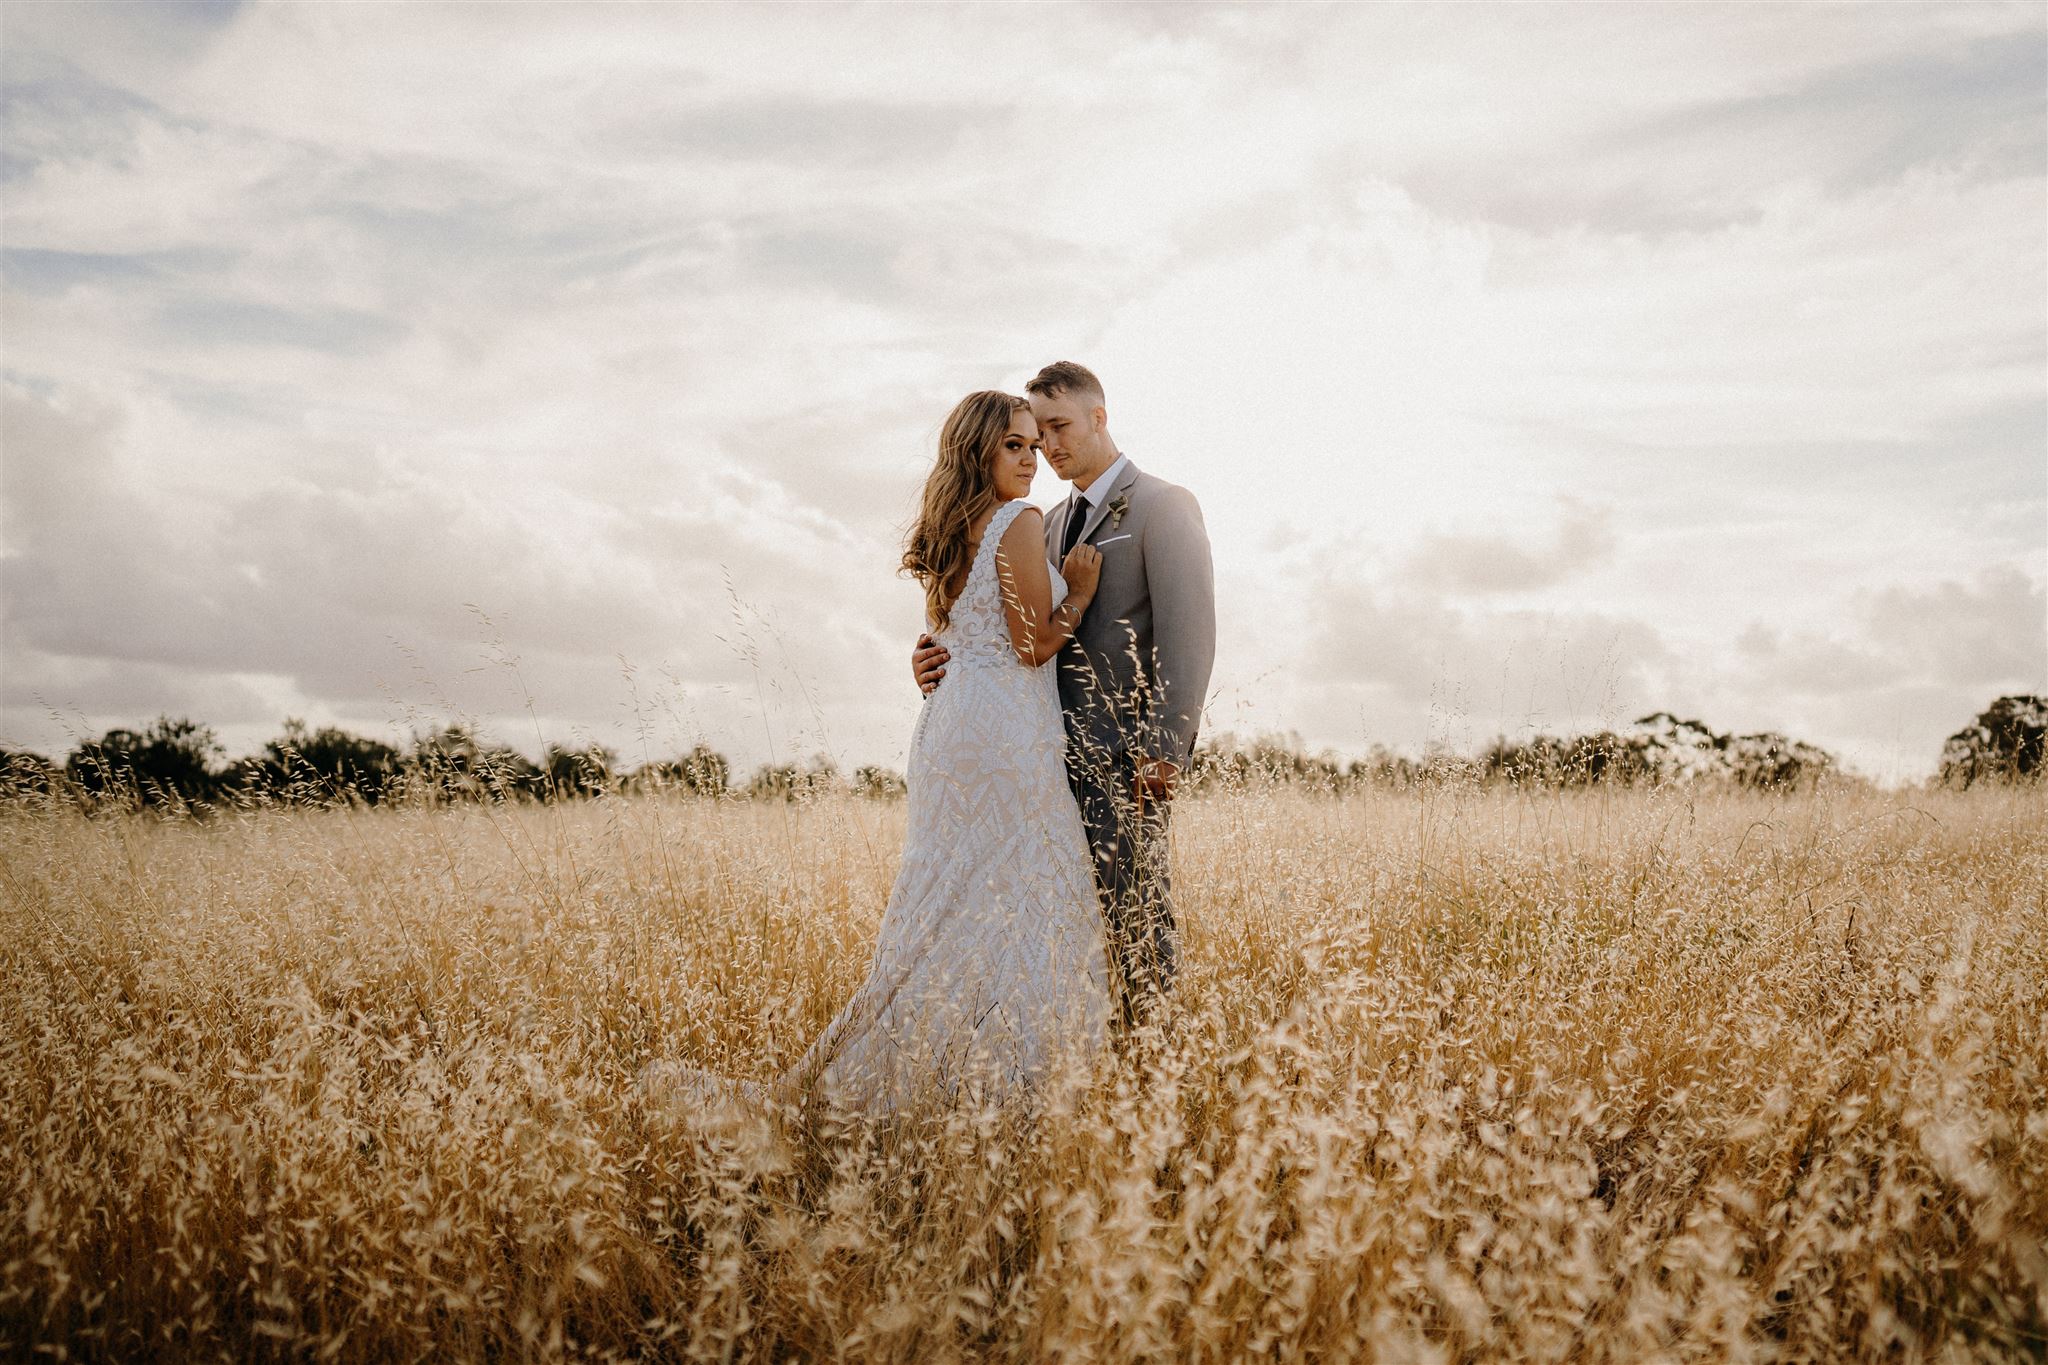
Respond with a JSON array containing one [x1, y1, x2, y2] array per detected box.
[[1106, 493, 1130, 531]]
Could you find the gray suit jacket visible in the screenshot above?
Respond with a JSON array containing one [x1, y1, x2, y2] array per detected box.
[[1043, 459, 1216, 769]]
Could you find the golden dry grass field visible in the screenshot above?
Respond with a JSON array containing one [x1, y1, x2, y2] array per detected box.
[[2, 782, 2043, 1362]]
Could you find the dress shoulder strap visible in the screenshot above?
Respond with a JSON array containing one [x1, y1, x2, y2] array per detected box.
[[977, 500, 1031, 566]]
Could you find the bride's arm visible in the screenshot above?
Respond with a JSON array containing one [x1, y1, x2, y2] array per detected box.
[[995, 509, 1098, 668]]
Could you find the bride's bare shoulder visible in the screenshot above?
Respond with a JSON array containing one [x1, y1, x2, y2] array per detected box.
[[997, 503, 1044, 547]]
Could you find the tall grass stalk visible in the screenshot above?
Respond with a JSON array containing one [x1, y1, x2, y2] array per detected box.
[[2, 783, 2042, 1361]]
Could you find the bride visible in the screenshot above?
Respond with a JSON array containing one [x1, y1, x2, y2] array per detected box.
[[646, 390, 1113, 1119]]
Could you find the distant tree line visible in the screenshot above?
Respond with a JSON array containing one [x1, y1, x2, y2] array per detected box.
[[0, 694, 2036, 814], [1188, 695, 2045, 796], [1938, 694, 2044, 788], [1188, 711, 1835, 794], [0, 716, 894, 814]]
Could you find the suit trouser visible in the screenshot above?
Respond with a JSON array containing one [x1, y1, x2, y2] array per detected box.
[[1065, 745, 1178, 1030]]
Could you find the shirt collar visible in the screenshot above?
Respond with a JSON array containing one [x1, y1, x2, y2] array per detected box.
[[1076, 453, 1131, 507]]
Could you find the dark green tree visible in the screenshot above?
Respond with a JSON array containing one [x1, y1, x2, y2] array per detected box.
[[400, 724, 544, 802], [853, 765, 907, 798], [543, 742, 617, 799], [747, 754, 839, 802], [1482, 730, 1651, 787], [0, 748, 64, 802], [1188, 732, 1344, 793], [629, 743, 730, 796], [1940, 695, 2046, 787], [236, 718, 401, 804], [747, 762, 802, 801], [1724, 731, 1831, 790], [65, 716, 226, 808]]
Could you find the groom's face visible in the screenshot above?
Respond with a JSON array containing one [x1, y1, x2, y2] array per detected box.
[[1029, 389, 1112, 484]]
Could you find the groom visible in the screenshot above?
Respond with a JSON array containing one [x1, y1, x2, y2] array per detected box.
[[913, 361, 1216, 1030]]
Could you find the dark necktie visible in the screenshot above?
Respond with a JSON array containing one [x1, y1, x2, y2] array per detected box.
[[1060, 497, 1089, 557]]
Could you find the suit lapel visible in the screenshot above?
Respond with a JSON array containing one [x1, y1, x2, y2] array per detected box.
[[1075, 459, 1140, 547]]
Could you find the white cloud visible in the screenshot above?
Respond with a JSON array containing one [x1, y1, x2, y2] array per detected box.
[[1, 1, 2041, 783], [1408, 499, 1617, 595]]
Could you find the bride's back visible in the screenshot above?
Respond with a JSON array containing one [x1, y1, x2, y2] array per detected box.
[[929, 501, 1042, 677]]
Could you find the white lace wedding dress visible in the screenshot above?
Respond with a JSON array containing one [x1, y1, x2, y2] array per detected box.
[[650, 499, 1112, 1118]]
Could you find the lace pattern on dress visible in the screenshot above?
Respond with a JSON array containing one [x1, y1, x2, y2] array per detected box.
[[803, 497, 1104, 1114]]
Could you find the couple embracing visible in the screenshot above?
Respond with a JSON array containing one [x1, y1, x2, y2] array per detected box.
[[651, 361, 1214, 1120]]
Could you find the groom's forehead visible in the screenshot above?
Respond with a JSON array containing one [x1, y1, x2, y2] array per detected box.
[[1030, 390, 1092, 420]]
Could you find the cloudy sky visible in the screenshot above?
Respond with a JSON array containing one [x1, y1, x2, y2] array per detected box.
[[2, 1, 2042, 785]]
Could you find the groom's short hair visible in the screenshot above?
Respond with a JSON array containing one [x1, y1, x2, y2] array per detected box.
[[1025, 361, 1105, 406]]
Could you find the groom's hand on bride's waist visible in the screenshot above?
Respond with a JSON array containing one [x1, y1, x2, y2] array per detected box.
[[913, 633, 950, 696]]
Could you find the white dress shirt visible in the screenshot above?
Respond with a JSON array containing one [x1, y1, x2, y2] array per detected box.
[[1074, 452, 1131, 509]]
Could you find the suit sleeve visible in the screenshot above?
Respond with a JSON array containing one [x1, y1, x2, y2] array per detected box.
[[1143, 485, 1216, 767]]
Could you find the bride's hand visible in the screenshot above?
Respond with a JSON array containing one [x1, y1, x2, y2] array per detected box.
[[1060, 543, 1102, 601]]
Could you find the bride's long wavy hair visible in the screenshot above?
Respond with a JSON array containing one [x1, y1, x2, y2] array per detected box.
[[902, 390, 1028, 633]]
